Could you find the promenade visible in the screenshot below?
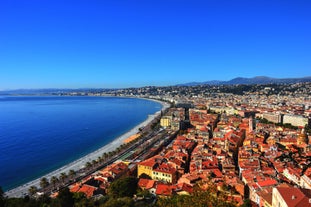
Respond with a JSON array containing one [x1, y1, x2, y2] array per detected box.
[[5, 99, 170, 198]]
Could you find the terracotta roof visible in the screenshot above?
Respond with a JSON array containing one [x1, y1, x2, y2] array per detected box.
[[212, 169, 223, 178], [79, 184, 97, 198], [257, 179, 278, 188], [94, 176, 106, 183], [138, 155, 161, 167], [258, 188, 273, 206], [154, 163, 176, 174], [175, 183, 193, 194], [276, 187, 311, 207], [70, 184, 97, 198], [138, 178, 156, 190], [70, 183, 81, 193], [155, 183, 173, 196]]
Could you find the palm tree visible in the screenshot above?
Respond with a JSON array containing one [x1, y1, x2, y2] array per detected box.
[[111, 150, 117, 156], [92, 159, 97, 167], [40, 177, 49, 189], [28, 185, 38, 196], [59, 172, 68, 184], [97, 156, 103, 163], [68, 169, 76, 180], [116, 147, 121, 153], [102, 152, 108, 160], [50, 176, 59, 189], [85, 161, 92, 169]]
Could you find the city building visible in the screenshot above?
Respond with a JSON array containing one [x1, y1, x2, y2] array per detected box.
[[272, 187, 311, 207], [283, 114, 309, 127]]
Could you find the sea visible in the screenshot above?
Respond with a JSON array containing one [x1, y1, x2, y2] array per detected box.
[[0, 96, 162, 191]]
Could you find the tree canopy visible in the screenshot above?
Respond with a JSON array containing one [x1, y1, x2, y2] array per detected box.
[[108, 177, 138, 198]]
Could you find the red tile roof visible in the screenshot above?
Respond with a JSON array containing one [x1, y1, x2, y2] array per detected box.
[[138, 178, 156, 190], [155, 183, 173, 196], [70, 184, 97, 198], [276, 187, 311, 207], [154, 163, 177, 174], [175, 183, 193, 194], [257, 179, 278, 188]]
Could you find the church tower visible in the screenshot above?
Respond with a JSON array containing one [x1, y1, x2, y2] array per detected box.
[[249, 117, 253, 132]]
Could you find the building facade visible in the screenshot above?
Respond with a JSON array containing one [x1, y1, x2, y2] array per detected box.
[[283, 114, 308, 127]]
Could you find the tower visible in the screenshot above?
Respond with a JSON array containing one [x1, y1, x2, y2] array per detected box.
[[249, 117, 253, 132]]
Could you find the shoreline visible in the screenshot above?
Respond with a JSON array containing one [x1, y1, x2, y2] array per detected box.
[[5, 98, 170, 198]]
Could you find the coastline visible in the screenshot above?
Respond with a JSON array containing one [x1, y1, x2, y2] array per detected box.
[[5, 98, 170, 198]]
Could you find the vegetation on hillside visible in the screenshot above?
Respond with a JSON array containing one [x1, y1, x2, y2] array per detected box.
[[1, 176, 241, 207]]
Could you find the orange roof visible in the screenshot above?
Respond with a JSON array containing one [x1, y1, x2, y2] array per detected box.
[[212, 169, 223, 178], [70, 183, 97, 198], [70, 184, 81, 193], [94, 176, 106, 183], [123, 133, 140, 143], [78, 184, 97, 198], [155, 183, 173, 196], [175, 183, 193, 194], [257, 179, 278, 188], [154, 163, 176, 174], [276, 187, 311, 207], [138, 155, 160, 167], [138, 178, 156, 190]]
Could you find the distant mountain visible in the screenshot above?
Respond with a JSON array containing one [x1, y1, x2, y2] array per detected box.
[[176, 80, 223, 86], [179, 76, 311, 86], [0, 88, 112, 95]]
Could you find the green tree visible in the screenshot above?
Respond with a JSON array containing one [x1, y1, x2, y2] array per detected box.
[[85, 161, 92, 169], [102, 152, 108, 160], [97, 156, 103, 163], [37, 194, 51, 206], [108, 177, 138, 198], [40, 177, 49, 189], [68, 169, 76, 180], [72, 192, 93, 207], [136, 189, 152, 198], [59, 172, 68, 184], [5, 197, 29, 207], [103, 197, 134, 207], [28, 185, 38, 196], [50, 176, 59, 189], [156, 184, 236, 207], [92, 159, 98, 166], [57, 187, 74, 207]]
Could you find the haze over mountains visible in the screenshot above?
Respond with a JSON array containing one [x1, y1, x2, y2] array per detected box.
[[1, 76, 311, 95], [178, 76, 311, 86]]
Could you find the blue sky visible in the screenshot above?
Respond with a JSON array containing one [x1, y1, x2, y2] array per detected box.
[[1, 0, 310, 89]]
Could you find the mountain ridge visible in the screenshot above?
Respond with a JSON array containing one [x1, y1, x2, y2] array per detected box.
[[1, 76, 311, 94], [178, 76, 311, 86]]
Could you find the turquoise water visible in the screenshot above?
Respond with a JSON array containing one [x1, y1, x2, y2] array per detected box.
[[0, 96, 162, 191]]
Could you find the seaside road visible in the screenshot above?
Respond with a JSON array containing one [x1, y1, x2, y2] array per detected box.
[[5, 116, 162, 197], [5, 99, 170, 198]]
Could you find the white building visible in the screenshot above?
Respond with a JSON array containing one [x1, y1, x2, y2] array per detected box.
[[283, 114, 308, 127]]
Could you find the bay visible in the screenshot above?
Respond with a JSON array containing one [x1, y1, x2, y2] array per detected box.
[[0, 96, 162, 191]]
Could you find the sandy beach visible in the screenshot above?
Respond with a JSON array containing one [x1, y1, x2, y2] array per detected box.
[[5, 98, 170, 198]]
